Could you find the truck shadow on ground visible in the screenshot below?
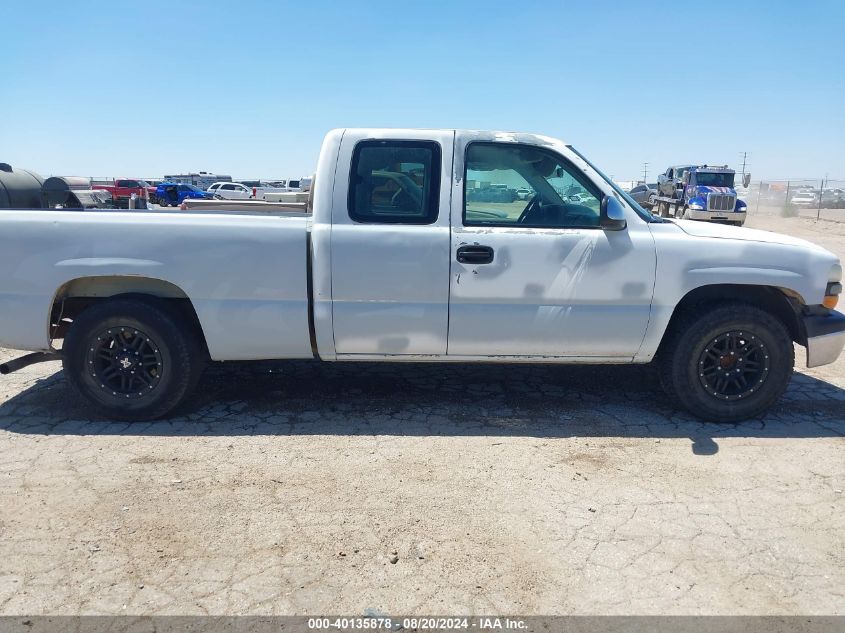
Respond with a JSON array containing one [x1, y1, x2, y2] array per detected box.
[[0, 360, 843, 454]]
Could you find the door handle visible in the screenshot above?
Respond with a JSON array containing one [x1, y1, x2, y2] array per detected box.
[[456, 245, 494, 264]]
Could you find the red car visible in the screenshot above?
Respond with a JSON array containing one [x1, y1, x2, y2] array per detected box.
[[92, 179, 156, 208]]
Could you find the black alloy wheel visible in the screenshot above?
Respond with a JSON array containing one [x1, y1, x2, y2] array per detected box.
[[63, 298, 205, 420], [696, 330, 771, 401], [87, 327, 164, 400], [659, 303, 793, 422]]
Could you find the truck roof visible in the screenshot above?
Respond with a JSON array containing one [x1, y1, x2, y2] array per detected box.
[[691, 165, 734, 174], [332, 127, 568, 145]]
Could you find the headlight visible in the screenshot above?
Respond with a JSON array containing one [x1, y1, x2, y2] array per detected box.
[[824, 263, 842, 309], [689, 204, 705, 210]]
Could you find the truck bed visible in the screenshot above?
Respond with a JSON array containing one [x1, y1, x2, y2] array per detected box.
[[0, 209, 313, 360]]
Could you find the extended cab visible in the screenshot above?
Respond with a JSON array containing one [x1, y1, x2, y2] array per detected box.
[[0, 129, 843, 422]]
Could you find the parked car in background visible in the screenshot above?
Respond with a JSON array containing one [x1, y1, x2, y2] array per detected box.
[[285, 177, 313, 192], [207, 182, 254, 200], [92, 178, 156, 208], [156, 183, 213, 207], [515, 187, 533, 200], [628, 183, 658, 208], [210, 181, 290, 199], [822, 189, 845, 208], [467, 186, 516, 203], [163, 172, 232, 190], [791, 191, 818, 206], [568, 192, 594, 205]]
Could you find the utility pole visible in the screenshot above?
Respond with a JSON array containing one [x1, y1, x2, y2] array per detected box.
[[642, 162, 648, 185]]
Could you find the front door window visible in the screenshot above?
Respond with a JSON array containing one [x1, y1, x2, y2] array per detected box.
[[464, 143, 601, 229]]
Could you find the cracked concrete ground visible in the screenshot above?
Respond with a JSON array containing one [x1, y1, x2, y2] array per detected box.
[[0, 214, 843, 616]]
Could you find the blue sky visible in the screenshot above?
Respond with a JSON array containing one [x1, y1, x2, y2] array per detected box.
[[1, 0, 843, 182]]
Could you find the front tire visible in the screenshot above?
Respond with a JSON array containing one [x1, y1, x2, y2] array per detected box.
[[659, 303, 794, 422], [63, 298, 205, 420]]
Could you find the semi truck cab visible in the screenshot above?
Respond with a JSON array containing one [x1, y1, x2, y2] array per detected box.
[[682, 166, 748, 225], [656, 165, 749, 226]]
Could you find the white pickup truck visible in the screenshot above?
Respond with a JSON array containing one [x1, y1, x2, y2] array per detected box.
[[0, 129, 843, 422]]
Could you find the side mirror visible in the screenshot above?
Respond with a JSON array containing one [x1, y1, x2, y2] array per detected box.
[[743, 173, 751, 188], [601, 196, 627, 231]]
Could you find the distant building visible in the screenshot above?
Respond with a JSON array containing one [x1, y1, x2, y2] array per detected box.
[[163, 172, 232, 189]]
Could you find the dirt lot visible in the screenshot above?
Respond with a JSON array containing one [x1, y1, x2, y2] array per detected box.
[[0, 212, 843, 616]]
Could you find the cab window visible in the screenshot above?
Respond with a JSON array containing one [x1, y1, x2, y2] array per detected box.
[[464, 143, 601, 228], [348, 140, 441, 224]]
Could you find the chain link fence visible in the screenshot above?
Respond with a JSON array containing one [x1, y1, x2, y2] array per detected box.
[[748, 178, 845, 222]]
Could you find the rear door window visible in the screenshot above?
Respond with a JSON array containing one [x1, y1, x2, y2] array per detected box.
[[348, 140, 441, 224]]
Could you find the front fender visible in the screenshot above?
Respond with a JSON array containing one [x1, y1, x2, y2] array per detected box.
[[635, 222, 838, 361], [687, 196, 706, 209]]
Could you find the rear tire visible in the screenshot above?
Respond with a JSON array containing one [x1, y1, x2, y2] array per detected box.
[[658, 303, 793, 422], [63, 298, 205, 420]]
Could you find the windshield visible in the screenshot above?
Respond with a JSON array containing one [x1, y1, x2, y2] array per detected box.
[[567, 145, 658, 222], [696, 172, 735, 187]]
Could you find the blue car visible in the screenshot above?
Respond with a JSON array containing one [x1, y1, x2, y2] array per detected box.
[[155, 182, 212, 207]]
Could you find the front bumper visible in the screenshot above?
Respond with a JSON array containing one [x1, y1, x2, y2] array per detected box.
[[687, 209, 747, 223], [803, 310, 845, 368]]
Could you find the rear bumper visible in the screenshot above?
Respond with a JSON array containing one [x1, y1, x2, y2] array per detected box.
[[803, 310, 845, 368], [687, 209, 747, 223]]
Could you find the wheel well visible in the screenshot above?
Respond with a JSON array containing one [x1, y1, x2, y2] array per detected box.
[[49, 276, 209, 355], [660, 284, 805, 350]]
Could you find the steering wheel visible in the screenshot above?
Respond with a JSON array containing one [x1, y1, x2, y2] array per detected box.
[[517, 194, 543, 224]]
